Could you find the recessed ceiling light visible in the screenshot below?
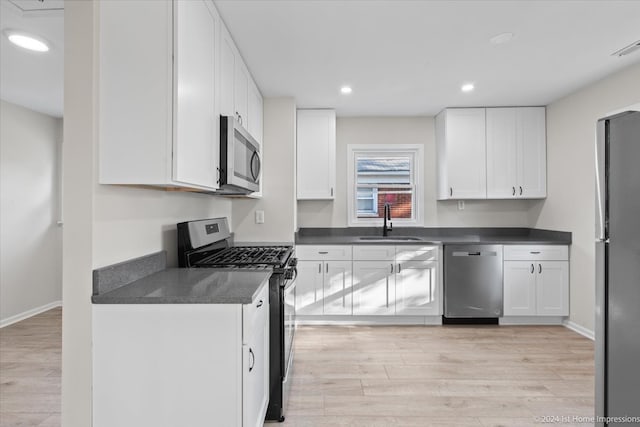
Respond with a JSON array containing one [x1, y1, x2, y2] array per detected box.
[[490, 32, 514, 45], [340, 86, 352, 95], [4, 30, 50, 52], [461, 83, 475, 93]]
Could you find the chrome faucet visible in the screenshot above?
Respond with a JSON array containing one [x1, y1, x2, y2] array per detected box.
[[383, 203, 393, 237]]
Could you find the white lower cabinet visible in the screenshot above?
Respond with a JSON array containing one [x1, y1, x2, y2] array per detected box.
[[352, 261, 396, 315], [296, 244, 441, 319], [503, 245, 569, 317], [93, 284, 269, 427], [324, 261, 353, 315], [296, 261, 324, 315], [296, 260, 352, 315], [395, 260, 440, 316]]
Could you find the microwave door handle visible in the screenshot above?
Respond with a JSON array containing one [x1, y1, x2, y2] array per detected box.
[[250, 151, 261, 182]]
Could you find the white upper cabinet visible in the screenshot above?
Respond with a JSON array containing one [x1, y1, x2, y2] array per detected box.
[[173, 0, 218, 188], [517, 107, 547, 198], [436, 108, 487, 200], [437, 106, 546, 200], [248, 79, 263, 147], [296, 109, 337, 200], [486, 107, 546, 198], [234, 60, 250, 128], [219, 24, 263, 145], [99, 0, 219, 190], [219, 24, 236, 118]]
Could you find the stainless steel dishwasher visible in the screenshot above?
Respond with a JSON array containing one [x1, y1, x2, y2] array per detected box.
[[444, 245, 503, 321]]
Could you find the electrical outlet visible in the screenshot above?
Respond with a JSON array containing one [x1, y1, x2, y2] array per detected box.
[[457, 200, 465, 210], [255, 210, 265, 224]]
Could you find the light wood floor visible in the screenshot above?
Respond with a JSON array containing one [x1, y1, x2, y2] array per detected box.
[[283, 324, 594, 427], [0, 310, 594, 427], [0, 307, 61, 427]]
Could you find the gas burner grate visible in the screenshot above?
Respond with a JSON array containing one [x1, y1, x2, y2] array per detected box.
[[198, 246, 292, 268]]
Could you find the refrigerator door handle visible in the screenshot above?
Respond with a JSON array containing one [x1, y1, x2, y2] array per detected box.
[[595, 119, 607, 241]]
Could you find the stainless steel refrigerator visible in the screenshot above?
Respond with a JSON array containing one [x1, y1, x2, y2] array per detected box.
[[595, 110, 640, 426]]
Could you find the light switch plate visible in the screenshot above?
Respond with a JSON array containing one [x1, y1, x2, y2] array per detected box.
[[457, 200, 465, 210], [255, 210, 265, 224]]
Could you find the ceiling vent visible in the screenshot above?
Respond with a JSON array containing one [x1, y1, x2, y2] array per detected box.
[[611, 40, 640, 57]]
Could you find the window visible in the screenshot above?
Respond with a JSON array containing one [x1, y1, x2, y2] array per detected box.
[[347, 145, 423, 226]]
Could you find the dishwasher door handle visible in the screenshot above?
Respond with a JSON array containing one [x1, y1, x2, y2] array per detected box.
[[452, 251, 497, 257]]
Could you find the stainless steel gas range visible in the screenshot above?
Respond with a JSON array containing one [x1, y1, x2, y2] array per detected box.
[[177, 218, 297, 423]]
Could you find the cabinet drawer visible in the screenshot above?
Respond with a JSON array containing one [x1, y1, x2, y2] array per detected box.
[[504, 245, 568, 261], [353, 245, 395, 261], [243, 281, 269, 345], [296, 245, 352, 261], [396, 245, 439, 262]]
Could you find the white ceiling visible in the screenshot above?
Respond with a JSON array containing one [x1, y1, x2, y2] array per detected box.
[[1, 1, 639, 118], [215, 0, 640, 116], [0, 0, 64, 117]]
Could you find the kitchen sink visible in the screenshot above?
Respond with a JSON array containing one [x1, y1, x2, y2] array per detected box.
[[358, 236, 423, 241]]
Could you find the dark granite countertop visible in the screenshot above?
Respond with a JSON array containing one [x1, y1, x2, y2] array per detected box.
[[92, 268, 271, 304], [295, 227, 571, 246], [91, 251, 271, 304]]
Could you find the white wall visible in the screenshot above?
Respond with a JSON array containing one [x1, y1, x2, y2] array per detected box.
[[0, 100, 63, 325], [62, 2, 232, 426], [232, 98, 297, 242], [530, 62, 640, 333], [297, 116, 534, 228]]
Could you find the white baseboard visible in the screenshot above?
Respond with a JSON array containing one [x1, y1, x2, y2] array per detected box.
[[499, 316, 565, 325], [296, 315, 442, 326], [563, 320, 595, 341], [0, 300, 62, 328]]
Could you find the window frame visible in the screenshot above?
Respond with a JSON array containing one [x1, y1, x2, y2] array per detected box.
[[347, 144, 424, 227]]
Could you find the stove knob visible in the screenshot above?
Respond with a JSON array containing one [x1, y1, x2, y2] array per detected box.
[[289, 257, 298, 267], [284, 268, 295, 280]]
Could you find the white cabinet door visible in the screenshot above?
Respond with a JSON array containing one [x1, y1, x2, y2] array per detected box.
[[323, 261, 353, 315], [395, 260, 439, 316], [296, 109, 336, 200], [173, 0, 218, 188], [536, 261, 569, 316], [504, 261, 537, 316], [219, 24, 236, 118], [486, 108, 518, 198], [517, 107, 547, 198], [436, 108, 487, 199], [248, 79, 263, 146], [352, 261, 396, 315], [295, 261, 324, 315], [242, 294, 269, 427], [234, 60, 249, 127]]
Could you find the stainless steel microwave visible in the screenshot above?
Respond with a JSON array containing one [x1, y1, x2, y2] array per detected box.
[[219, 116, 261, 194]]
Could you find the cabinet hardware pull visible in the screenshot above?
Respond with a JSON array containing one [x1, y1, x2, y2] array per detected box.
[[512, 187, 516, 196], [450, 187, 453, 197], [318, 263, 321, 274], [397, 263, 402, 273], [519, 186, 523, 195], [531, 264, 534, 274], [248, 348, 255, 372], [326, 263, 328, 273], [331, 188, 334, 197], [318, 251, 329, 254], [390, 264, 394, 274], [216, 167, 220, 184], [256, 300, 263, 308], [386, 278, 389, 307], [530, 251, 541, 254], [539, 264, 542, 274]]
